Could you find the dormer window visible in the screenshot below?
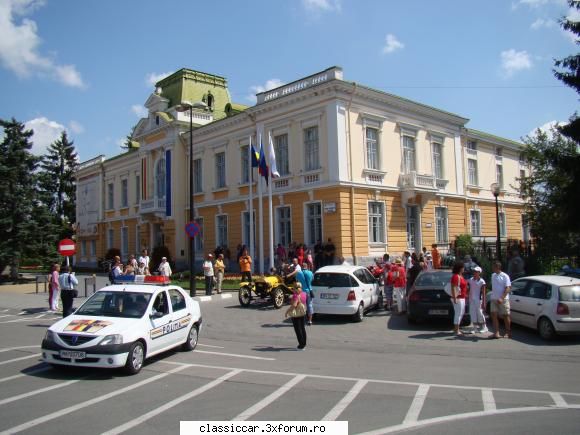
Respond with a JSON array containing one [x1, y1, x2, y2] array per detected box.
[[155, 115, 160, 125]]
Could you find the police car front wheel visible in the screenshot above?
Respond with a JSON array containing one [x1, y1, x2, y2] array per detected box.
[[182, 324, 199, 351], [124, 341, 145, 375]]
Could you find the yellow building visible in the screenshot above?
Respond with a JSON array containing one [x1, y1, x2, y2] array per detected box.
[[75, 66, 529, 271]]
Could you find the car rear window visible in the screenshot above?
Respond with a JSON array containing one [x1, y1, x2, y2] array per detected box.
[[313, 273, 358, 288], [414, 272, 452, 287], [559, 285, 580, 302]]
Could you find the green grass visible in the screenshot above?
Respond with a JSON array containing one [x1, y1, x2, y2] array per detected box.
[[172, 278, 241, 290]]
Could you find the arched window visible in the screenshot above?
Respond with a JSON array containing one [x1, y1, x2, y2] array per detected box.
[[156, 157, 166, 199], [207, 92, 214, 111]]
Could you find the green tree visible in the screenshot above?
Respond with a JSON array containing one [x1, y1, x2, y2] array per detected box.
[[554, 0, 580, 142], [38, 131, 78, 238], [520, 129, 580, 255], [0, 119, 43, 278]]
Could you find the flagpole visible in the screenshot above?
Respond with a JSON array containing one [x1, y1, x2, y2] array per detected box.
[[268, 132, 275, 272], [248, 135, 254, 274], [258, 133, 264, 275]]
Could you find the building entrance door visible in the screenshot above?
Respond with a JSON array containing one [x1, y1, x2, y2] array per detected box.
[[406, 205, 421, 252]]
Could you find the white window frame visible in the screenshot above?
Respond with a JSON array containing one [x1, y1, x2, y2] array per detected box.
[[499, 211, 507, 237], [406, 205, 421, 251], [304, 126, 320, 172], [431, 141, 443, 179], [275, 205, 292, 247], [90, 240, 96, 257], [365, 127, 380, 170], [435, 206, 449, 244], [304, 201, 323, 246], [107, 228, 114, 249], [215, 152, 226, 189], [107, 183, 114, 210], [81, 240, 87, 257], [155, 156, 166, 199], [241, 210, 256, 248], [121, 178, 128, 208], [496, 163, 504, 189], [468, 159, 479, 186], [215, 214, 228, 248], [240, 145, 250, 184], [135, 174, 140, 204], [401, 133, 417, 174], [275, 133, 290, 176], [368, 201, 386, 245], [470, 209, 481, 237]]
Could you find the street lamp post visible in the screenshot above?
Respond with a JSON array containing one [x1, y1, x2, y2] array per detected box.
[[176, 101, 208, 297], [491, 182, 502, 263]]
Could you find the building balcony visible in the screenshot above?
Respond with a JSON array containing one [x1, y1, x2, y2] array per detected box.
[[139, 197, 166, 215], [399, 171, 448, 192]]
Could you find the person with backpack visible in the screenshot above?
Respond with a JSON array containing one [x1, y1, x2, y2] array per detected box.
[[450, 261, 467, 336]]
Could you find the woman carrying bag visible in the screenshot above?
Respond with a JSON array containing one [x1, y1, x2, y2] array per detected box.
[[285, 282, 307, 350]]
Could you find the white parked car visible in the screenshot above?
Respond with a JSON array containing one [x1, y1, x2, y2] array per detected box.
[[311, 265, 381, 322], [507, 275, 580, 340], [41, 275, 202, 374]]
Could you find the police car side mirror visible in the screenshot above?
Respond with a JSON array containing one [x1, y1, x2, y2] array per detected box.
[[149, 311, 164, 319]]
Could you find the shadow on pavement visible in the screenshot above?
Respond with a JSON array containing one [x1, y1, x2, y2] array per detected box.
[[252, 345, 299, 352]]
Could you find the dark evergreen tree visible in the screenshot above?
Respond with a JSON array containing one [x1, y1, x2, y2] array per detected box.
[[0, 119, 43, 278], [554, 0, 580, 141], [38, 130, 78, 238]]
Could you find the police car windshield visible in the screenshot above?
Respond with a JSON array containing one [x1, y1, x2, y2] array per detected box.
[[76, 291, 152, 319]]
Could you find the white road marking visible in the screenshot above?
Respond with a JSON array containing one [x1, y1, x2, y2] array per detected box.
[[356, 404, 580, 435], [194, 350, 275, 361], [0, 377, 84, 406], [35, 314, 46, 319], [0, 367, 51, 384], [0, 345, 39, 353], [0, 365, 189, 435], [0, 317, 54, 324], [101, 369, 242, 435], [550, 392, 568, 407], [197, 343, 225, 349], [482, 388, 496, 411], [322, 380, 368, 421], [0, 309, 9, 312], [234, 374, 306, 421], [17, 312, 27, 316], [0, 354, 40, 366], [197, 296, 212, 302], [219, 293, 233, 299], [0, 315, 13, 319], [402, 384, 430, 424]]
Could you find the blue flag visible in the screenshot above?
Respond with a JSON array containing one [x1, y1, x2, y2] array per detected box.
[[258, 140, 269, 185], [251, 144, 260, 168]]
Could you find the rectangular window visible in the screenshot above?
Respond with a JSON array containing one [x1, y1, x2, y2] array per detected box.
[[275, 134, 289, 176], [121, 179, 128, 208], [121, 227, 129, 257], [216, 215, 228, 248], [467, 140, 477, 152], [499, 212, 507, 237], [519, 153, 526, 165], [495, 147, 503, 157], [276, 206, 292, 247], [241, 146, 250, 184], [242, 211, 256, 248], [90, 240, 96, 256], [402, 135, 416, 174], [216, 152, 226, 189], [107, 228, 114, 249], [135, 225, 140, 254], [366, 128, 379, 170], [368, 201, 385, 243], [435, 207, 448, 243], [305, 202, 322, 246], [193, 158, 202, 193], [468, 159, 478, 186], [496, 164, 504, 189], [107, 183, 114, 209], [135, 175, 140, 204], [432, 142, 443, 179], [304, 126, 320, 171], [194, 217, 204, 252], [81, 240, 87, 257], [470, 210, 481, 236]]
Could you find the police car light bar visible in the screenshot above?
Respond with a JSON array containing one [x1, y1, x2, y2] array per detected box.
[[114, 275, 171, 285]]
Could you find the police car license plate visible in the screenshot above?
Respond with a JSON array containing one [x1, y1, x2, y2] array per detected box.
[[320, 293, 339, 300], [428, 309, 448, 315], [60, 350, 86, 359]]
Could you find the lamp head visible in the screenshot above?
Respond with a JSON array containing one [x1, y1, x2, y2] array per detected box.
[[490, 182, 500, 197]]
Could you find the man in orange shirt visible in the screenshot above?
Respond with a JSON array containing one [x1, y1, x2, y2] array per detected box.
[[239, 249, 252, 283], [431, 243, 441, 269]]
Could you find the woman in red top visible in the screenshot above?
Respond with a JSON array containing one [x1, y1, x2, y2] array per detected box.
[[451, 261, 467, 336], [296, 244, 305, 267], [392, 258, 407, 314]]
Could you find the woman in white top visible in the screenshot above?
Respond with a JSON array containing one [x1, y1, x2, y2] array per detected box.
[[203, 254, 215, 296], [467, 266, 488, 334]]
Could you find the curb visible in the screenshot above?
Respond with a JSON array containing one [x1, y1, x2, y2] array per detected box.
[[193, 293, 233, 303]]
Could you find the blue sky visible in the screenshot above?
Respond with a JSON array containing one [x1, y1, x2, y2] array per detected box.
[[0, 0, 578, 161]]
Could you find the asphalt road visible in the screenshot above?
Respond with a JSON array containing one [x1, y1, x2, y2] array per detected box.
[[0, 283, 579, 435]]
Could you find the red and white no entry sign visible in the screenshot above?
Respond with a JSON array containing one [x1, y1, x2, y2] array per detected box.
[[58, 239, 76, 256]]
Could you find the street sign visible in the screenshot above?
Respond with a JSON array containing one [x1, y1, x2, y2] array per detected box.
[[185, 221, 200, 239], [58, 239, 76, 256]]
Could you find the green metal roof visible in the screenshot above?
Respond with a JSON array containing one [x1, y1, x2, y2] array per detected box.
[[466, 128, 523, 147]]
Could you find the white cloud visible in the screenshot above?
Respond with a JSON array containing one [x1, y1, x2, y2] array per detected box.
[[24, 117, 65, 155], [531, 18, 555, 29], [247, 78, 285, 103], [145, 71, 172, 87], [68, 120, 84, 134], [302, 0, 341, 12], [527, 120, 566, 138], [0, 0, 85, 88], [513, 0, 566, 8], [500, 49, 533, 77], [131, 104, 148, 118], [382, 34, 404, 54]]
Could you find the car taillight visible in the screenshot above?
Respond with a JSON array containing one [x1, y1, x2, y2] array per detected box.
[[557, 303, 569, 315], [409, 292, 420, 302], [347, 290, 356, 301]]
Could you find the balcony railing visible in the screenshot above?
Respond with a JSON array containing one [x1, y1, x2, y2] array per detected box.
[[139, 197, 166, 214], [400, 171, 448, 191]]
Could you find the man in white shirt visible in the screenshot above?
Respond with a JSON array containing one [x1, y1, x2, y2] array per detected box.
[[203, 253, 215, 296], [468, 266, 488, 334], [490, 261, 512, 339], [158, 257, 172, 277], [138, 249, 150, 269]]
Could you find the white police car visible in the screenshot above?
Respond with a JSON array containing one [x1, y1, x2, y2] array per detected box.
[[42, 275, 202, 374]]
